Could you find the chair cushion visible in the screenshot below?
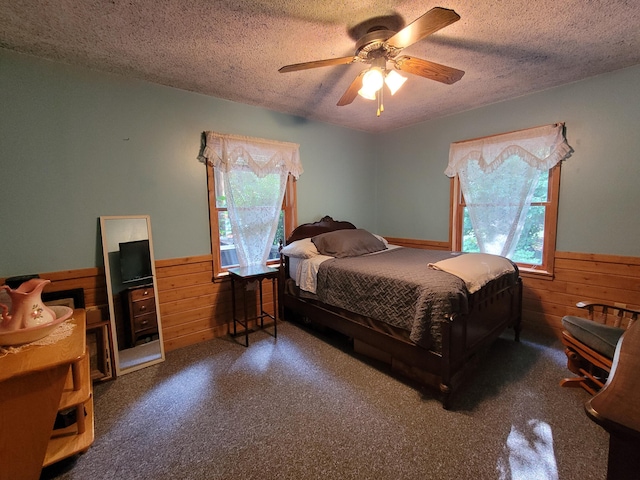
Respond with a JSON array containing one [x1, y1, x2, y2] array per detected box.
[[562, 315, 625, 359]]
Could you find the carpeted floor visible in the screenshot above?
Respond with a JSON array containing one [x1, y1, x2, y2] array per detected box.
[[41, 321, 609, 480]]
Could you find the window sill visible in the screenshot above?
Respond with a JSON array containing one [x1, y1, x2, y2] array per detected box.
[[518, 267, 554, 280], [213, 272, 229, 283]]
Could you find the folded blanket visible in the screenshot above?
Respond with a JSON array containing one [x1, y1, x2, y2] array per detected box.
[[428, 253, 515, 293]]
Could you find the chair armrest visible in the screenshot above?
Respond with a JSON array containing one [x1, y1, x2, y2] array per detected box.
[[577, 301, 640, 313], [576, 301, 640, 328], [577, 301, 640, 315]]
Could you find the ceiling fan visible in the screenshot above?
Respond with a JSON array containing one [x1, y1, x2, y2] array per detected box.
[[279, 7, 465, 116]]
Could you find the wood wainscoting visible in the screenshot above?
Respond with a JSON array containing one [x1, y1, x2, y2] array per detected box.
[[383, 237, 450, 251], [0, 255, 277, 354], [522, 251, 640, 338], [155, 255, 233, 351], [0, 267, 110, 313], [1, 249, 635, 351]]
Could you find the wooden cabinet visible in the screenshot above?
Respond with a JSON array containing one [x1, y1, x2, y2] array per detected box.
[[123, 284, 159, 348], [0, 309, 94, 480], [44, 350, 94, 467]]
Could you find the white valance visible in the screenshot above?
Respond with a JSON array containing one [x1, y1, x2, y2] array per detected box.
[[199, 131, 303, 179], [445, 123, 573, 177]]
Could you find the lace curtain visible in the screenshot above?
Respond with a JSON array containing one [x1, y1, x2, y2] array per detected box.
[[446, 123, 573, 258], [199, 132, 303, 267]]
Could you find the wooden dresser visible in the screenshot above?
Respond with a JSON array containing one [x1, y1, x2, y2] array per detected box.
[[0, 309, 94, 480], [123, 284, 158, 347]]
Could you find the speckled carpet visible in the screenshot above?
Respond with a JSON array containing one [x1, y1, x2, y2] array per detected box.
[[41, 321, 608, 480]]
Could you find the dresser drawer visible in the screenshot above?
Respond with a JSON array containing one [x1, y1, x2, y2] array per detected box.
[[133, 312, 157, 333], [131, 297, 156, 317], [130, 286, 154, 302]]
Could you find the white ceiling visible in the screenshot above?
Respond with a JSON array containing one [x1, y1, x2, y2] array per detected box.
[[1, 1, 639, 133]]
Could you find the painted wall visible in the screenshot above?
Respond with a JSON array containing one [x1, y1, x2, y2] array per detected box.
[[374, 65, 640, 257], [1, 48, 638, 279], [0, 50, 376, 277]]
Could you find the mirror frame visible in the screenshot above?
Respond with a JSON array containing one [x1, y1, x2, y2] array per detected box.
[[99, 215, 165, 375]]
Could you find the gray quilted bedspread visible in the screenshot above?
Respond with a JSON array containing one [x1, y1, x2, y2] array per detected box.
[[316, 248, 470, 350]]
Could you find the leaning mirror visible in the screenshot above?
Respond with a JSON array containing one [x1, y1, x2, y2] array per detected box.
[[99, 215, 165, 375]]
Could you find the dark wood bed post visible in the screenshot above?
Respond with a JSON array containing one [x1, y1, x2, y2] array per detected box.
[[439, 316, 454, 410], [278, 239, 286, 321], [514, 277, 523, 342]]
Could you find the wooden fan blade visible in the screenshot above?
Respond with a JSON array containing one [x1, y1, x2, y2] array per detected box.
[[337, 71, 365, 106], [386, 7, 460, 50], [279, 56, 357, 73], [395, 56, 465, 85]]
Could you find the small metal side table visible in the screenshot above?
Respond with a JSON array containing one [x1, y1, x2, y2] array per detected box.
[[228, 265, 278, 347]]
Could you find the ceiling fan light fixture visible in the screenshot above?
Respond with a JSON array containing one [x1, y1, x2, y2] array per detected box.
[[385, 69, 407, 95], [357, 86, 377, 100], [280, 7, 464, 110], [360, 67, 384, 95]]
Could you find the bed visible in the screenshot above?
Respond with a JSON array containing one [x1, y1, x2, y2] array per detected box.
[[278, 216, 522, 409]]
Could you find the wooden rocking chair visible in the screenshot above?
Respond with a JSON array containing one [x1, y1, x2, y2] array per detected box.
[[560, 301, 640, 395]]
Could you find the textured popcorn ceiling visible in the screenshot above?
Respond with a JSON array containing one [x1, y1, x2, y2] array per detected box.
[[1, 1, 639, 133]]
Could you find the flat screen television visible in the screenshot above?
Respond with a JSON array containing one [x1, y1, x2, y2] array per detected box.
[[119, 239, 153, 284]]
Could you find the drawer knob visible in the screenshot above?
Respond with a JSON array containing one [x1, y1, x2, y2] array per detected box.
[[140, 305, 146, 311]]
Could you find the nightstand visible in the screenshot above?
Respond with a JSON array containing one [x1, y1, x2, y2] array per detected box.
[[228, 265, 278, 347]]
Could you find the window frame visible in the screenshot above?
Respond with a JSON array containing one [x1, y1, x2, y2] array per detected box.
[[206, 162, 297, 278], [450, 163, 561, 278]]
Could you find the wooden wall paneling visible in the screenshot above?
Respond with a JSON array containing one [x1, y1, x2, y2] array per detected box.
[[159, 282, 223, 306], [160, 288, 225, 318], [163, 326, 226, 352], [164, 315, 229, 342], [565, 283, 638, 306], [156, 271, 215, 292], [521, 309, 563, 333], [38, 268, 108, 310], [555, 258, 640, 277], [155, 255, 213, 268], [521, 251, 640, 338], [0, 268, 109, 311], [4, 247, 635, 354], [384, 237, 450, 250], [155, 255, 222, 351], [154, 254, 276, 352], [555, 268, 640, 291]]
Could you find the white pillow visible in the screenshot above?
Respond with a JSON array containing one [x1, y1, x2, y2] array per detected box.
[[280, 238, 319, 258], [374, 234, 388, 245]]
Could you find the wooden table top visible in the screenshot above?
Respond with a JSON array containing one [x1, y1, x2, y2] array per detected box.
[[228, 265, 279, 280], [0, 309, 86, 382]]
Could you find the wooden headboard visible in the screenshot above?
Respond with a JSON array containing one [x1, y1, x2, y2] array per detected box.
[[285, 216, 356, 244]]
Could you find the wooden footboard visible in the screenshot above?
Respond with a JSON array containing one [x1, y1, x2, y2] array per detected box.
[[282, 275, 522, 408], [440, 276, 522, 406]]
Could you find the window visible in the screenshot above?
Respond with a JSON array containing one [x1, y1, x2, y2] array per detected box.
[[448, 124, 572, 276], [200, 132, 302, 277], [207, 165, 297, 275]]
